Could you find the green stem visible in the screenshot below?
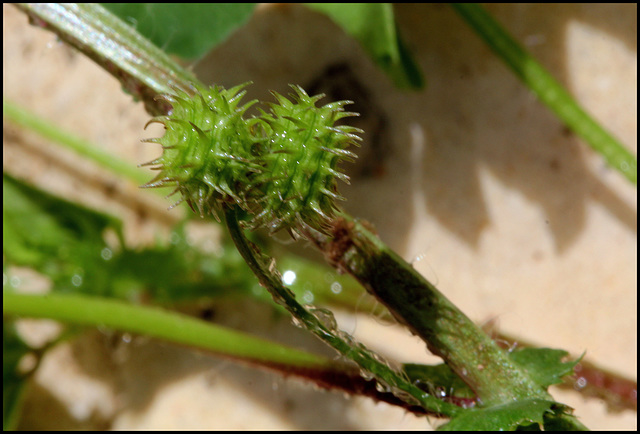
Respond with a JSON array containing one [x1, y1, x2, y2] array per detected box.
[[309, 215, 552, 407], [3, 98, 149, 186], [452, 3, 637, 185], [4, 290, 432, 413], [224, 205, 461, 417], [14, 3, 197, 116], [3, 291, 324, 368], [5, 288, 446, 417]]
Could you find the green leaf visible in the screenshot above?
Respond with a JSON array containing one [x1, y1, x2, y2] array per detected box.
[[509, 348, 581, 389], [3, 320, 32, 430], [107, 227, 265, 303], [3, 173, 263, 302], [424, 348, 583, 430], [102, 3, 256, 60], [3, 173, 122, 281], [438, 399, 554, 431], [305, 3, 424, 89]]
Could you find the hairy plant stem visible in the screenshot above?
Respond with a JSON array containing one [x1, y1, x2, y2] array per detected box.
[[305, 214, 553, 407], [223, 205, 461, 417]]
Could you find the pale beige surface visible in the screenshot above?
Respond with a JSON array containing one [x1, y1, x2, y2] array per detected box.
[[3, 4, 637, 430]]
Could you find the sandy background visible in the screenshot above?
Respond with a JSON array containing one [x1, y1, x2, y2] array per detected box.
[[3, 4, 636, 430]]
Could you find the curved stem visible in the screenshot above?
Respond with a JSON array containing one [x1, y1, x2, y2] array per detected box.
[[307, 215, 552, 407], [223, 205, 461, 417]]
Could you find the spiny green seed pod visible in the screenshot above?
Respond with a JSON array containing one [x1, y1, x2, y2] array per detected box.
[[141, 83, 360, 236], [251, 85, 361, 235], [141, 83, 264, 219]]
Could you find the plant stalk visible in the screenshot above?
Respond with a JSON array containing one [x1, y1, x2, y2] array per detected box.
[[452, 3, 637, 185], [3, 99, 149, 186], [11, 3, 598, 425], [2, 290, 436, 415], [223, 205, 462, 417], [14, 3, 198, 116], [308, 215, 552, 407]]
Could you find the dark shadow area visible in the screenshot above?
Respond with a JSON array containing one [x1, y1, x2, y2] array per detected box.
[[18, 381, 112, 430], [392, 3, 637, 251], [193, 3, 636, 253]]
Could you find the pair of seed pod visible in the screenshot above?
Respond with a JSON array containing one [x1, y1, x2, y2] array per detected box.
[[142, 83, 361, 236]]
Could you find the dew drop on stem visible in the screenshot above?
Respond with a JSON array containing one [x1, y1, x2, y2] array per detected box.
[[308, 307, 338, 332]]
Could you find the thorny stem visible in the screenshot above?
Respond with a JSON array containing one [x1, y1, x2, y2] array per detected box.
[[305, 215, 553, 407], [223, 205, 462, 417]]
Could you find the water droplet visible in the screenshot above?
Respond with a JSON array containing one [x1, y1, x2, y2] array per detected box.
[[574, 376, 588, 390], [71, 274, 83, 287], [411, 252, 427, 266], [461, 368, 468, 377], [309, 307, 337, 331], [360, 370, 375, 381], [101, 247, 113, 261], [302, 290, 314, 303], [620, 161, 630, 172], [170, 232, 181, 245], [375, 381, 390, 393], [282, 270, 297, 285], [121, 333, 132, 343], [10, 275, 21, 288], [330, 281, 342, 294], [291, 316, 304, 329]]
